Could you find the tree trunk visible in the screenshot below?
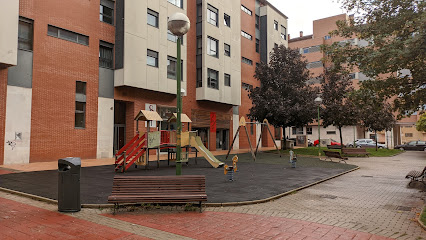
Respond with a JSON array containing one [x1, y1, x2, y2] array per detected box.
[[282, 127, 287, 150], [375, 130, 378, 151], [339, 126, 343, 152]]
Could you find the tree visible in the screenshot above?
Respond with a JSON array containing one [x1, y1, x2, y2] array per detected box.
[[321, 69, 359, 149], [350, 88, 396, 150], [416, 113, 426, 132], [249, 46, 316, 149], [324, 0, 426, 116]]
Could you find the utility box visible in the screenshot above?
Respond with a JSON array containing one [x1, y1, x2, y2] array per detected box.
[[281, 139, 294, 149], [58, 157, 81, 212]]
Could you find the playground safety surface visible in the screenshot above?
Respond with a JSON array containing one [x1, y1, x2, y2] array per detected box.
[[0, 152, 357, 204]]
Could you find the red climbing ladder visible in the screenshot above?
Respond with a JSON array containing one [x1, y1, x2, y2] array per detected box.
[[114, 133, 147, 172]]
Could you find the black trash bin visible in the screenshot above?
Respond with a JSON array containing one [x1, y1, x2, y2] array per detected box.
[[58, 157, 81, 212]]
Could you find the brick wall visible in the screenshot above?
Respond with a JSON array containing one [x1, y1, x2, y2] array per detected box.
[[19, 0, 115, 162]]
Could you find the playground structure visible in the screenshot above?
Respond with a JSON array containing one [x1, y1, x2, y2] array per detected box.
[[114, 110, 224, 172], [226, 117, 281, 161]]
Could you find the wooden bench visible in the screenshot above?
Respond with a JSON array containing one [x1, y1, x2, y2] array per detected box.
[[405, 166, 426, 186], [342, 148, 370, 157], [322, 150, 348, 163], [108, 175, 207, 212]]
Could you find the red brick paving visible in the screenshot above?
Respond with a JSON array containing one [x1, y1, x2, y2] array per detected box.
[[0, 197, 150, 240], [0, 169, 13, 175], [104, 211, 394, 240]]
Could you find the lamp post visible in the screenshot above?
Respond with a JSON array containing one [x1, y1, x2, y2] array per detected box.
[[168, 13, 190, 176], [314, 97, 322, 157]]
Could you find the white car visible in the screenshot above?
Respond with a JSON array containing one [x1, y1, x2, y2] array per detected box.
[[347, 139, 387, 149]]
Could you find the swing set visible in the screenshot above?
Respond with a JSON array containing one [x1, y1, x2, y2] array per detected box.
[[225, 117, 281, 161]]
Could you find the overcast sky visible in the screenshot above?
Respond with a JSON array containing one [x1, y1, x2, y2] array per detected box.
[[267, 0, 346, 38]]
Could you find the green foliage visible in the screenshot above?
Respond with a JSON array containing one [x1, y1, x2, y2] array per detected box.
[[416, 113, 426, 132], [249, 45, 317, 129], [324, 0, 426, 116], [321, 69, 359, 146], [421, 206, 426, 226]]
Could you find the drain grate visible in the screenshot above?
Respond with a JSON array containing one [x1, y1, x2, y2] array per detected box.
[[320, 194, 337, 199], [396, 206, 412, 211]]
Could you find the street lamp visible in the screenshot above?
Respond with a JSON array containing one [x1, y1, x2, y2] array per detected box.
[[168, 13, 190, 175], [314, 96, 322, 157]]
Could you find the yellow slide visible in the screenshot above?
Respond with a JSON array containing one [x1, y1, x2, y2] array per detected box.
[[190, 136, 224, 168]]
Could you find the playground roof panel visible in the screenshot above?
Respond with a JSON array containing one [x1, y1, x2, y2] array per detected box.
[[134, 110, 163, 122], [168, 113, 192, 123]]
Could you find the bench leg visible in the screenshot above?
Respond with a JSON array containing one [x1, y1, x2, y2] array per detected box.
[[199, 201, 202, 213]]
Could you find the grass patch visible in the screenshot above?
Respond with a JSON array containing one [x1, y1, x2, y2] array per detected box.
[[278, 147, 402, 157], [421, 206, 426, 226]]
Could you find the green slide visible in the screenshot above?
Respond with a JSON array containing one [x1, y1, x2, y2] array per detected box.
[[190, 136, 224, 168]]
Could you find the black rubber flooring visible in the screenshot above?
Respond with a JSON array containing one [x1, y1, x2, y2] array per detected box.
[[0, 152, 357, 204]]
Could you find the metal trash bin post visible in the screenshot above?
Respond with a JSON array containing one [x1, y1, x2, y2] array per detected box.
[[58, 157, 81, 212]]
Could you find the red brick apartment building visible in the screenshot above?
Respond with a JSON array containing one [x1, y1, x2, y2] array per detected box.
[[287, 14, 425, 147], [0, 0, 288, 165]]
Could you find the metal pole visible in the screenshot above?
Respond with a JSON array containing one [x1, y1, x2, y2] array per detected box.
[[318, 105, 321, 157], [176, 37, 182, 175]]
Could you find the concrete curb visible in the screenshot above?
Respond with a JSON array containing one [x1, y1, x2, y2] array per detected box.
[[417, 205, 426, 231], [0, 166, 359, 209]]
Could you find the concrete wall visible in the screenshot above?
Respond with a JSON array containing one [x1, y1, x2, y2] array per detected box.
[[0, 0, 19, 67], [195, 0, 241, 105], [96, 97, 114, 158], [116, 0, 188, 95], [3, 86, 32, 165], [286, 125, 358, 146]]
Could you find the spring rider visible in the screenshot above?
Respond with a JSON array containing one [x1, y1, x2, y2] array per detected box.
[[224, 155, 239, 181]]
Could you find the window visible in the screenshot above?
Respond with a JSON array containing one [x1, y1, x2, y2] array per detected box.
[[274, 20, 278, 30], [349, 73, 356, 79], [48, 25, 89, 46], [207, 36, 218, 57], [255, 15, 260, 29], [296, 127, 303, 134], [326, 131, 336, 135], [197, 37, 202, 55], [147, 9, 159, 27], [207, 4, 218, 27], [197, 3, 202, 23], [18, 17, 33, 51], [242, 82, 252, 91], [405, 133, 413, 137], [292, 127, 296, 135], [224, 74, 231, 86], [301, 45, 321, 54], [168, 0, 183, 8], [100, 0, 114, 24], [241, 5, 252, 15], [255, 39, 259, 53], [224, 14, 231, 27], [275, 127, 281, 140], [75, 81, 86, 128], [242, 57, 252, 65], [241, 31, 252, 40], [224, 43, 230, 57], [196, 68, 202, 88], [167, 56, 183, 80], [147, 49, 158, 67], [324, 35, 331, 40], [307, 61, 323, 69], [281, 25, 286, 40], [274, 43, 278, 49], [167, 30, 183, 44], [207, 69, 219, 89], [99, 41, 113, 68], [306, 127, 312, 135]]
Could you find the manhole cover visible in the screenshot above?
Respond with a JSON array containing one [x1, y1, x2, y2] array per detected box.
[[396, 206, 412, 211], [320, 194, 337, 199], [361, 175, 374, 178]]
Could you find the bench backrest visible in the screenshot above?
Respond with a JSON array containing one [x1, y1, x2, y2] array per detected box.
[[111, 175, 206, 196], [323, 150, 342, 157], [342, 148, 367, 153]]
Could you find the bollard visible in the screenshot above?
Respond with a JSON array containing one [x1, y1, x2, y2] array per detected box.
[[289, 150, 297, 168]]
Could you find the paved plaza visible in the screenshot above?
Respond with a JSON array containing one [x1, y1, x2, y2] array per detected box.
[[0, 151, 425, 239]]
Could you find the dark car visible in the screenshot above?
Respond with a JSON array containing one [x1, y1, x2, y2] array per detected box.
[[395, 140, 426, 151]]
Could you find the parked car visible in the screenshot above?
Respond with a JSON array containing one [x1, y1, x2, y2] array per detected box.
[[394, 140, 426, 151], [313, 139, 342, 146], [347, 139, 387, 149]]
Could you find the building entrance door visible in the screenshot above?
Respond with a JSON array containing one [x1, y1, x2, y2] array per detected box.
[[113, 101, 126, 153], [216, 129, 229, 150]]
